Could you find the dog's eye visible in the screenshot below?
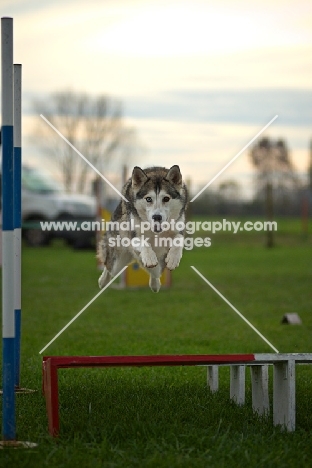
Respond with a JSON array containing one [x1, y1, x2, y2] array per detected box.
[[163, 196, 170, 203], [145, 197, 152, 203]]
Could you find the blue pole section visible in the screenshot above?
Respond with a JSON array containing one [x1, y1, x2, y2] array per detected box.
[[14, 64, 22, 389], [1, 17, 16, 441]]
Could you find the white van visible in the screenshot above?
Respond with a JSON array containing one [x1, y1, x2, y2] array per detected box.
[[1, 165, 97, 248]]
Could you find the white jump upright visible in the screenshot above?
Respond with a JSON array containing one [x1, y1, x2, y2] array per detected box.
[[13, 63, 22, 388], [230, 365, 245, 405], [273, 360, 296, 431], [207, 365, 219, 393], [251, 365, 269, 416], [1, 16, 15, 441]]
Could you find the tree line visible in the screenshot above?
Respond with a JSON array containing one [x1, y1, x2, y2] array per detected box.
[[33, 90, 311, 230], [192, 137, 311, 220]]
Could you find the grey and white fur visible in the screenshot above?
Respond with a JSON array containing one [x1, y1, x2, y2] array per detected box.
[[97, 165, 188, 292]]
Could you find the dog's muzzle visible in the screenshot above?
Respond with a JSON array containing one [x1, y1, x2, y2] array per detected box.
[[152, 214, 163, 233]]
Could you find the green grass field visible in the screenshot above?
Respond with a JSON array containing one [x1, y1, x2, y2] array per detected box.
[[1, 218, 312, 467]]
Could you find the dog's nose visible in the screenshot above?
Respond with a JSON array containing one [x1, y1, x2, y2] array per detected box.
[[152, 214, 162, 222]]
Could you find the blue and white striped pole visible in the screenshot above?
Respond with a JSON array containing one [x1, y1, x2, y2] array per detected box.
[[1, 16, 16, 441], [14, 63, 22, 389]]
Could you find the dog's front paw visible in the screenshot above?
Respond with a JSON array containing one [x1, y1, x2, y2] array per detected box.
[[141, 248, 158, 268], [165, 247, 182, 270]]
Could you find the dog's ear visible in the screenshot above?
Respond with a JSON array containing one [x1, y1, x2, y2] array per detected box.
[[166, 165, 182, 186], [132, 166, 148, 190]]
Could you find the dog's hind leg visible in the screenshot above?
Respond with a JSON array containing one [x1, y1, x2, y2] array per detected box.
[[149, 276, 161, 293], [148, 264, 162, 293], [98, 267, 111, 289], [98, 252, 132, 289]]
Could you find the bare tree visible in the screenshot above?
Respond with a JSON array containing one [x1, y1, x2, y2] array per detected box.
[[33, 90, 142, 193], [250, 137, 296, 247]]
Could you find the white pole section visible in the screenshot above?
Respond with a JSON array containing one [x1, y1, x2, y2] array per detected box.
[[1, 16, 16, 441]]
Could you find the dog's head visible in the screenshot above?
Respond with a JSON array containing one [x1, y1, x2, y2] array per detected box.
[[131, 165, 185, 232]]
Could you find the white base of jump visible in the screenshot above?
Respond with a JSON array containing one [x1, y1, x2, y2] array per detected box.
[[207, 353, 311, 432], [230, 365, 246, 405]]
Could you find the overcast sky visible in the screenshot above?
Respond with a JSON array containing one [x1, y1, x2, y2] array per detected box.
[[2, 0, 312, 197]]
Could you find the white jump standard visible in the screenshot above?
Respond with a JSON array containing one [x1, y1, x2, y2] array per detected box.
[[1, 16, 15, 442], [1, 16, 36, 448]]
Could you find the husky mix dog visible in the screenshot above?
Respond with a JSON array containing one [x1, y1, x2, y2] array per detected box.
[[97, 165, 188, 292]]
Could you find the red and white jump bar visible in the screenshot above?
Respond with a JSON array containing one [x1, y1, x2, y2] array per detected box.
[[42, 353, 312, 436]]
